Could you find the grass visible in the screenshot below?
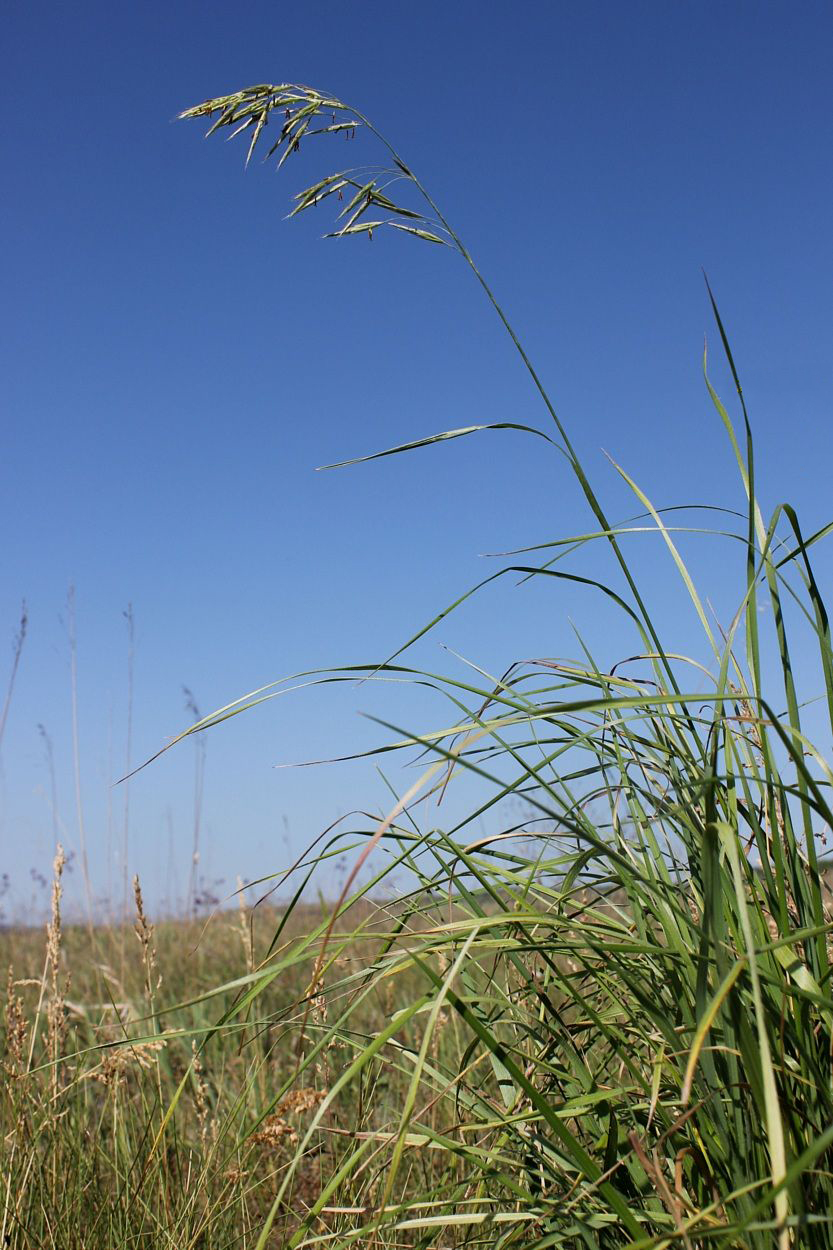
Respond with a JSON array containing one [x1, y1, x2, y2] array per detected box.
[[1, 873, 409, 1248], [3, 80, 833, 1247]]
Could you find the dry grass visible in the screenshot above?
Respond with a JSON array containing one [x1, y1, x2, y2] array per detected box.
[[0, 876, 445, 1248]]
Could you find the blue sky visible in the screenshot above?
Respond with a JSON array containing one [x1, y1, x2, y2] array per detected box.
[[2, 1, 831, 919]]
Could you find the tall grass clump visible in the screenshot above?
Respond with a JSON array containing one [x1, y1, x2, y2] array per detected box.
[[4, 82, 832, 1248], [172, 81, 833, 1248]]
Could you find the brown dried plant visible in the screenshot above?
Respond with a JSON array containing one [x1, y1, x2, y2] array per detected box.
[[133, 873, 161, 1011], [3, 967, 27, 1077], [45, 844, 68, 1104]]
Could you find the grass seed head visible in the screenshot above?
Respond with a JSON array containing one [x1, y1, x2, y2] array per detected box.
[[3, 966, 27, 1074]]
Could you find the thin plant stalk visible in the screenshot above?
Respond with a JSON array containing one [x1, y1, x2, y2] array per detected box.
[[67, 585, 94, 931], [0, 600, 27, 758]]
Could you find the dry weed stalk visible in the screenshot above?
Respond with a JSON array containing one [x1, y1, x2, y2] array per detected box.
[[133, 873, 160, 1010], [236, 877, 254, 974], [192, 1040, 214, 1152], [2, 967, 30, 1170], [0, 600, 27, 757], [45, 844, 68, 1103], [3, 967, 28, 1077]]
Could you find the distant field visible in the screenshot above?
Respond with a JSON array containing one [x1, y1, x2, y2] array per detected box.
[[1, 881, 431, 1248]]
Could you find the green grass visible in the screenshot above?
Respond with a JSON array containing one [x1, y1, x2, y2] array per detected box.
[[3, 80, 833, 1247]]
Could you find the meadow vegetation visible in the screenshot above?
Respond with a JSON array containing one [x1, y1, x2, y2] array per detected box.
[[3, 82, 833, 1248]]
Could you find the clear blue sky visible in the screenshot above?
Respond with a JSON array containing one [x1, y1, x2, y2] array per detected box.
[[2, 1, 831, 920]]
